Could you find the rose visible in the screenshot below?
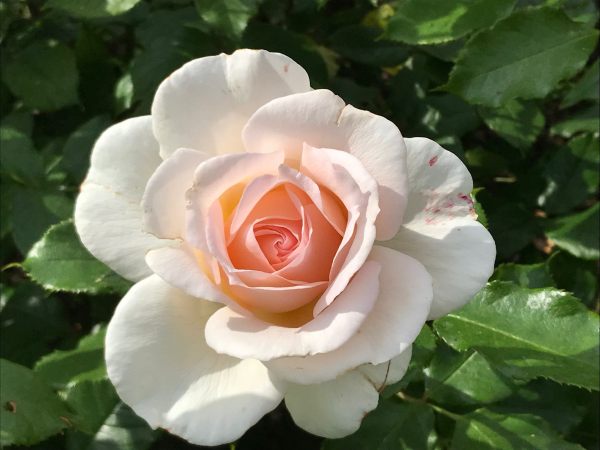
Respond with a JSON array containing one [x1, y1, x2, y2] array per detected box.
[[75, 49, 495, 445]]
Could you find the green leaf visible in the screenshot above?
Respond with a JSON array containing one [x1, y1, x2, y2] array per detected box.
[[46, 0, 142, 18], [23, 220, 131, 294], [548, 251, 598, 306], [1, 110, 33, 136], [0, 284, 71, 367], [434, 281, 600, 390], [546, 203, 599, 260], [465, 147, 509, 177], [195, 0, 262, 40], [61, 116, 111, 183], [538, 134, 599, 214], [444, 8, 599, 106], [386, 0, 516, 45], [329, 25, 409, 67], [0, 1, 28, 43], [75, 28, 119, 115], [323, 398, 436, 450], [2, 40, 79, 111], [10, 187, 72, 254], [485, 201, 539, 259], [498, 379, 588, 434], [426, 346, 515, 406], [451, 408, 583, 449], [65, 394, 157, 450], [422, 94, 480, 138], [0, 184, 12, 239], [480, 99, 545, 151], [135, 7, 207, 49], [492, 262, 555, 288], [329, 78, 378, 109], [420, 39, 465, 62], [0, 359, 72, 446], [64, 379, 119, 436], [0, 126, 44, 185], [35, 326, 107, 389], [551, 104, 599, 138], [561, 61, 599, 108], [472, 188, 489, 228], [561, 0, 600, 25]]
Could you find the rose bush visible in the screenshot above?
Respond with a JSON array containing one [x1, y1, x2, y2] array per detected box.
[[74, 49, 495, 446]]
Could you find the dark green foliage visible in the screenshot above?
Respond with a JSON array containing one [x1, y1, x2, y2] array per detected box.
[[0, 1, 598, 449]]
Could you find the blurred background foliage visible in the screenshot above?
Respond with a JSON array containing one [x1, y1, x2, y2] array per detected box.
[[0, 0, 598, 449]]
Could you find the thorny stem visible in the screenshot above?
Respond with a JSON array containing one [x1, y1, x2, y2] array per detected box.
[[396, 391, 463, 421]]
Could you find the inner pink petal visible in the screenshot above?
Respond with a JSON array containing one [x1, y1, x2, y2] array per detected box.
[[275, 203, 342, 283], [201, 156, 358, 318], [254, 219, 302, 266], [227, 186, 300, 272]]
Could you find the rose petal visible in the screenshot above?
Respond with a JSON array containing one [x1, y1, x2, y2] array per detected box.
[[301, 145, 378, 315], [284, 370, 379, 439], [275, 203, 341, 283], [105, 275, 285, 446], [145, 243, 230, 304], [142, 148, 211, 240], [357, 346, 413, 387], [284, 349, 412, 439], [243, 89, 408, 240], [228, 181, 301, 273], [228, 282, 328, 315], [186, 151, 285, 252], [266, 246, 431, 384], [204, 260, 381, 360], [152, 49, 311, 159], [74, 117, 167, 281], [382, 137, 496, 319], [206, 195, 330, 314]]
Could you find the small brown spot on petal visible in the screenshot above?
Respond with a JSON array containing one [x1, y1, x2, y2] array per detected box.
[[428, 156, 438, 166]]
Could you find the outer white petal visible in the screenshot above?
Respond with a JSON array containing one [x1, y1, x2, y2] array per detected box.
[[382, 137, 496, 319], [105, 275, 285, 446], [357, 346, 413, 387], [266, 247, 430, 384], [284, 349, 413, 438], [75, 116, 167, 281], [145, 243, 230, 304], [142, 148, 211, 240], [152, 49, 311, 159], [285, 371, 379, 439], [204, 261, 382, 361], [243, 89, 408, 240]]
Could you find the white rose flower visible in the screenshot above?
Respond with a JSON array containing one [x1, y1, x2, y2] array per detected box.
[[74, 49, 495, 446]]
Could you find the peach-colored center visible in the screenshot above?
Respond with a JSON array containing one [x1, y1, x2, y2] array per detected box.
[[213, 180, 346, 320], [254, 219, 301, 267]]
